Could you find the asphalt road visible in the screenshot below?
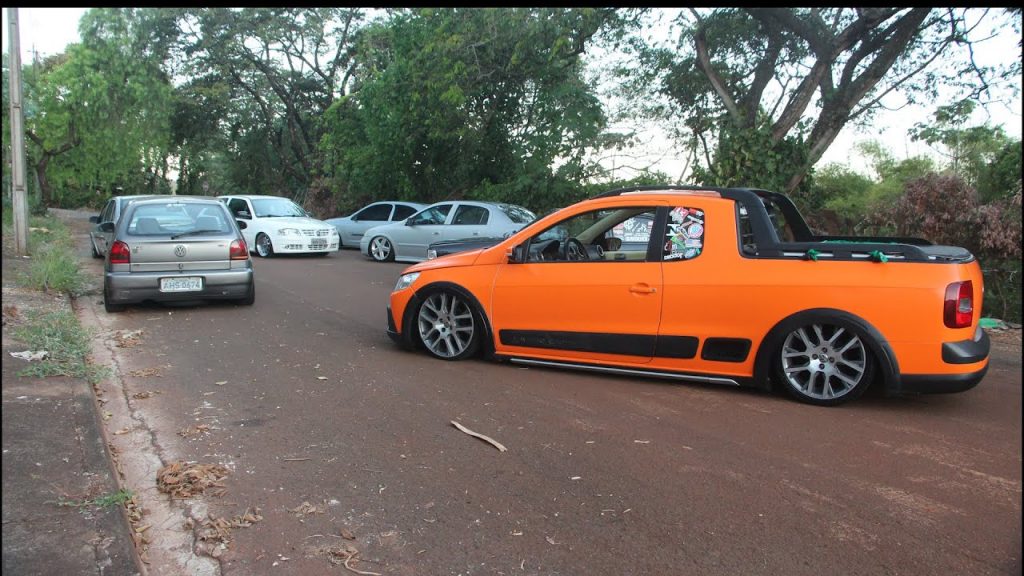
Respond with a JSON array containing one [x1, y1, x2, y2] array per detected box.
[[66, 211, 1022, 576]]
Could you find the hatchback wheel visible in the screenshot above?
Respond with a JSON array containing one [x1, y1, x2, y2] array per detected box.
[[416, 290, 479, 360], [370, 236, 395, 262], [103, 283, 125, 313], [255, 233, 274, 258], [776, 322, 873, 406]]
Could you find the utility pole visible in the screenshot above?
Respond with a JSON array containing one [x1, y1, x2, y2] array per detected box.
[[7, 7, 29, 255]]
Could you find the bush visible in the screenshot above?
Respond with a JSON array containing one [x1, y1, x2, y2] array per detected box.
[[871, 173, 1022, 322]]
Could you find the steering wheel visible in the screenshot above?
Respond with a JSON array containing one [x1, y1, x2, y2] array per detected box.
[[564, 238, 589, 261]]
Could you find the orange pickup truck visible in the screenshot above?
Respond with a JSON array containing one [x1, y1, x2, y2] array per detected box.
[[386, 186, 989, 406]]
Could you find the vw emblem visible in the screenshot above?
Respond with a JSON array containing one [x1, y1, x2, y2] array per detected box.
[[174, 245, 187, 258]]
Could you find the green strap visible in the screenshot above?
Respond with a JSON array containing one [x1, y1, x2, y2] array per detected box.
[[869, 250, 888, 263], [805, 248, 819, 261]]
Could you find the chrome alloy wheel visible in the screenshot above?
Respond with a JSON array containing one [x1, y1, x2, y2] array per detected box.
[[370, 236, 393, 261], [417, 292, 475, 359], [780, 323, 868, 401], [256, 233, 274, 257]]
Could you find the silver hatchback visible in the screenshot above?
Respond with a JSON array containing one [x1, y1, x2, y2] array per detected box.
[[102, 197, 255, 312]]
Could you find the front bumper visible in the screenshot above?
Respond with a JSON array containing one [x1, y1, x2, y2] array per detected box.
[[105, 267, 254, 304], [273, 238, 339, 253]]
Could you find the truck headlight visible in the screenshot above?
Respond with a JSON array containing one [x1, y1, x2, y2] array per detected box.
[[394, 272, 420, 292]]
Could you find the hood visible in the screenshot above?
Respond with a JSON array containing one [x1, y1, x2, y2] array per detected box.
[[404, 248, 486, 272], [266, 216, 332, 229]]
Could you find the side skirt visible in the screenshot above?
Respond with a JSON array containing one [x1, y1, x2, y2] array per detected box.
[[507, 357, 742, 387]]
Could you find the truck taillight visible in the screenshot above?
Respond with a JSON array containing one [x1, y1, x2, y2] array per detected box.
[[944, 280, 973, 328], [229, 239, 249, 260], [109, 240, 131, 264]]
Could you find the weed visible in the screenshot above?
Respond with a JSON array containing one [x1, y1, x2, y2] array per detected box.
[[58, 488, 134, 510], [12, 309, 110, 384]]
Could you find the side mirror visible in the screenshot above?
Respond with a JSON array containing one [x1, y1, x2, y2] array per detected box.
[[99, 222, 115, 233], [89, 216, 100, 223], [236, 220, 248, 230], [508, 243, 528, 264]]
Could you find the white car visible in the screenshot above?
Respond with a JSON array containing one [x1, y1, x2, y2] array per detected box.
[[219, 195, 339, 257], [360, 200, 535, 263], [324, 201, 426, 249]]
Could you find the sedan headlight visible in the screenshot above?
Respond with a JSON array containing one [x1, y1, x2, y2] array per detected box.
[[277, 227, 301, 236], [328, 228, 339, 236], [394, 272, 420, 292], [426, 249, 437, 260]]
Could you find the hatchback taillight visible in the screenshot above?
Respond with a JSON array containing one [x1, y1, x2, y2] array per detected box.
[[109, 240, 131, 264], [229, 239, 249, 260], [944, 280, 973, 328]]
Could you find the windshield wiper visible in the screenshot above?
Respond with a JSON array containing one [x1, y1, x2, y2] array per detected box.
[[171, 229, 222, 239]]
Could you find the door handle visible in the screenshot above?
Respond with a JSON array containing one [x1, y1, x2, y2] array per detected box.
[[629, 284, 657, 294]]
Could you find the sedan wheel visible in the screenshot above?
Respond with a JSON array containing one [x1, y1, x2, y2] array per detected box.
[[370, 236, 395, 262], [777, 322, 873, 405], [255, 233, 274, 258], [416, 291, 479, 360]]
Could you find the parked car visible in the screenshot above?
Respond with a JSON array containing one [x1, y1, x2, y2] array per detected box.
[[360, 201, 536, 263], [102, 196, 255, 312], [384, 186, 990, 406], [325, 201, 427, 249], [89, 195, 162, 258], [427, 236, 506, 260], [218, 195, 339, 257]]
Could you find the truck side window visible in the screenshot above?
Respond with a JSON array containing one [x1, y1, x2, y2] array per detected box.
[[663, 206, 705, 261]]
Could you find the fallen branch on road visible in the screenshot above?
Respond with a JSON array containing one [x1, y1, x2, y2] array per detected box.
[[451, 420, 507, 452]]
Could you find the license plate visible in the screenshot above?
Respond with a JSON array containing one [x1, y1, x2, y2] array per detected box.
[[311, 239, 327, 249], [160, 277, 202, 292]]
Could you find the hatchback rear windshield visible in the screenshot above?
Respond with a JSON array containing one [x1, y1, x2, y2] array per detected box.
[[498, 203, 536, 224], [126, 203, 231, 236]]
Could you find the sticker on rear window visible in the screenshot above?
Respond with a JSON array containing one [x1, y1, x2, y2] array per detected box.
[[665, 207, 704, 261]]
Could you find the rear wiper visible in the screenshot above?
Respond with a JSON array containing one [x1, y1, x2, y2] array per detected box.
[[171, 229, 221, 239]]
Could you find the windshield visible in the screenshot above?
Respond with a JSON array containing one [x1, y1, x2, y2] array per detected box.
[[499, 203, 536, 224], [251, 198, 307, 218]]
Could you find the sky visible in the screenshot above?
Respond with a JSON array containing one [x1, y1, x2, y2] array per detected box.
[[4, 7, 1021, 180]]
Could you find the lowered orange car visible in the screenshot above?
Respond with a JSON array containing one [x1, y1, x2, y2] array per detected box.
[[385, 186, 989, 406]]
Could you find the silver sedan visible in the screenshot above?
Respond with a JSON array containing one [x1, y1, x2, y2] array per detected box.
[[360, 201, 535, 263]]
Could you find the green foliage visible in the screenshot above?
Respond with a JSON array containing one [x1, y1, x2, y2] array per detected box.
[[12, 309, 108, 383], [319, 8, 615, 210], [690, 124, 813, 195], [622, 8, 1019, 195], [21, 8, 176, 207], [19, 216, 88, 296], [57, 488, 134, 510]]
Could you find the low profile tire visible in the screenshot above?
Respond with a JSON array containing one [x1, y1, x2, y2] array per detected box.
[[415, 289, 480, 360], [775, 320, 875, 406], [103, 283, 125, 313], [369, 236, 395, 262], [255, 233, 274, 258]]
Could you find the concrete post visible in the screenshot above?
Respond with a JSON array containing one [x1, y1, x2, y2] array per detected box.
[[7, 7, 29, 255]]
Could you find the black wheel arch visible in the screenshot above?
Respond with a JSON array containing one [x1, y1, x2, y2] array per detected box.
[[752, 308, 900, 393], [401, 281, 496, 358]]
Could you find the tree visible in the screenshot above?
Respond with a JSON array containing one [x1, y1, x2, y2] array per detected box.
[[172, 8, 365, 200], [626, 8, 1020, 194], [320, 8, 622, 213], [910, 101, 1020, 202], [20, 8, 176, 206]]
